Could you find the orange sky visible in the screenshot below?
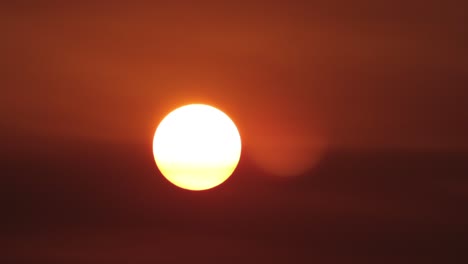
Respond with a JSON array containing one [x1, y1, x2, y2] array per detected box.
[[2, 2, 467, 150], [1, 3, 468, 262]]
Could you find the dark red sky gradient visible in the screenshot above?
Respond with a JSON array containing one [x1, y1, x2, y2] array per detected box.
[[1, 1, 468, 263], [2, 1, 467, 150], [2, 141, 468, 262]]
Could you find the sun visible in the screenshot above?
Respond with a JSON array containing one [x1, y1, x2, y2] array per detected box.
[[153, 104, 242, 191]]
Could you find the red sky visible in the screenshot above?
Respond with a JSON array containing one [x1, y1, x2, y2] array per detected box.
[[1, 2, 468, 263], [1, 1, 467, 150]]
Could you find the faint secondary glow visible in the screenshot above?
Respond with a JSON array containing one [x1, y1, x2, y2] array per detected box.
[[153, 104, 241, 191], [249, 135, 325, 177], [245, 109, 326, 177]]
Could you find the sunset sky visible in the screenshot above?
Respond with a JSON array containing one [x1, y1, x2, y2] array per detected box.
[[3, 2, 467, 149], [1, 2, 467, 263]]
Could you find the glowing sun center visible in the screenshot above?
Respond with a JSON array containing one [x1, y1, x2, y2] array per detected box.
[[153, 104, 242, 191]]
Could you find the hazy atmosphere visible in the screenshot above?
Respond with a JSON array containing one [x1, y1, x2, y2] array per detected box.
[[1, 1, 468, 263]]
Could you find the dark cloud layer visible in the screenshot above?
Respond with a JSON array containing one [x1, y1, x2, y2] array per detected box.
[[2, 141, 468, 262]]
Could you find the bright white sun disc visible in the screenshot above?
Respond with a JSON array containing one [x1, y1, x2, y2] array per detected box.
[[153, 104, 242, 191]]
